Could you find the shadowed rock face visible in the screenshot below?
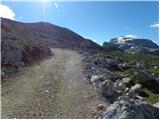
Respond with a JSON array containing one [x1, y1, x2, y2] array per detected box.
[[1, 18, 101, 75], [103, 42, 124, 52]]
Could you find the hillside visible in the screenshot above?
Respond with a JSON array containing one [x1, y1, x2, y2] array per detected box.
[[1, 18, 101, 77]]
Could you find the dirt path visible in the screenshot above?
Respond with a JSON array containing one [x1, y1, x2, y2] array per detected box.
[[1, 48, 107, 119]]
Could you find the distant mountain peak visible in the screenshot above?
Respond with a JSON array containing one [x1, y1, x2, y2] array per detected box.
[[103, 36, 159, 56]]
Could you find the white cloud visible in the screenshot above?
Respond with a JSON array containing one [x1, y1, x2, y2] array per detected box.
[[149, 23, 159, 28], [54, 2, 58, 8], [0, 4, 15, 20], [117, 35, 137, 44], [125, 34, 137, 38], [53, 2, 61, 12]]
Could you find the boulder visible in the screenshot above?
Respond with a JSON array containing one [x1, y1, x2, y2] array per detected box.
[[121, 63, 132, 70], [90, 75, 104, 84], [114, 80, 126, 92], [137, 71, 158, 93], [135, 95, 145, 100], [121, 77, 132, 86], [136, 62, 144, 69], [153, 103, 159, 108], [21, 62, 25, 66], [106, 59, 122, 71], [138, 71, 157, 83], [124, 87, 130, 93], [2, 46, 22, 67], [100, 80, 116, 102], [1, 40, 52, 77], [1, 70, 6, 78], [117, 95, 130, 102], [130, 84, 142, 93], [102, 99, 159, 119], [96, 104, 105, 111], [114, 56, 124, 63]]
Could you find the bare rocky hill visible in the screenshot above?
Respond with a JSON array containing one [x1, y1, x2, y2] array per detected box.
[[1, 18, 101, 77]]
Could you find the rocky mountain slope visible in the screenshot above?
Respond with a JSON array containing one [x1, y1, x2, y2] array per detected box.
[[103, 36, 159, 55], [1, 18, 101, 77]]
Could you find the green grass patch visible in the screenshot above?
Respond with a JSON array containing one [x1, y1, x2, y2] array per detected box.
[[106, 50, 159, 65], [115, 70, 139, 84], [143, 88, 159, 104], [146, 66, 159, 76]]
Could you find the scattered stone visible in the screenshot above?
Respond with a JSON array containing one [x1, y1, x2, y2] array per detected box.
[[90, 75, 104, 84], [136, 62, 144, 69], [135, 95, 145, 100], [21, 62, 25, 66], [124, 87, 130, 93], [96, 104, 105, 110], [153, 103, 159, 108], [100, 80, 116, 102], [40, 76, 43, 79], [117, 95, 130, 102], [106, 59, 122, 71], [114, 56, 124, 63], [154, 66, 158, 69], [121, 63, 132, 70], [130, 84, 142, 93], [121, 77, 132, 86], [1, 70, 6, 78], [126, 90, 136, 98], [83, 48, 159, 119], [114, 80, 126, 92], [45, 90, 49, 93]]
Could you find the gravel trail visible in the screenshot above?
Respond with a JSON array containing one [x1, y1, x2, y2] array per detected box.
[[1, 48, 107, 119]]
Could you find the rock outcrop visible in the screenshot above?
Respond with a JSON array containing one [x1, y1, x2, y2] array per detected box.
[[102, 98, 159, 119]]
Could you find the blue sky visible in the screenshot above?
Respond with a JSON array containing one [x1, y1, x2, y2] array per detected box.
[[1, 1, 159, 45]]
